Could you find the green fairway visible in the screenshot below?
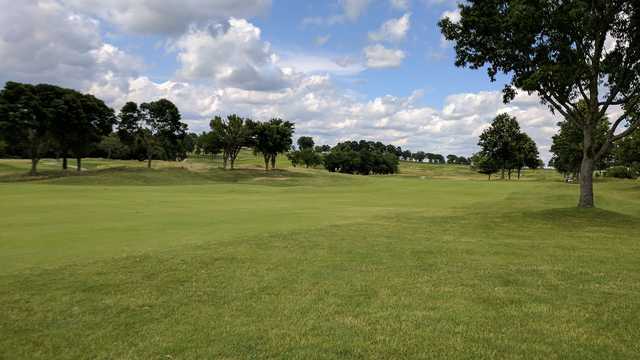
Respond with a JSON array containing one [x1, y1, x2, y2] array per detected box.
[[1, 158, 639, 359]]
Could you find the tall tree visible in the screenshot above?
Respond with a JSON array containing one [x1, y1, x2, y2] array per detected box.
[[513, 133, 541, 179], [117, 99, 186, 168], [440, 0, 640, 207], [0, 82, 52, 175], [69, 94, 115, 171], [209, 114, 253, 170], [478, 113, 522, 179], [254, 119, 295, 170]]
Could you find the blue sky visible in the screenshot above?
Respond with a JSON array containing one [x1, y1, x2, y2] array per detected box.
[[0, 0, 558, 159]]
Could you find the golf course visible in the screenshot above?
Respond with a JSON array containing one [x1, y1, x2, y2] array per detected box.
[[1, 154, 639, 359]]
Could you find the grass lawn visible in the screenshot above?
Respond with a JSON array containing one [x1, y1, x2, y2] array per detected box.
[[1, 155, 639, 359]]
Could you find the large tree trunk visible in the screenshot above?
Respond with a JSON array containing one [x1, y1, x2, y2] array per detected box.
[[270, 154, 276, 169], [578, 157, 595, 208], [578, 124, 595, 208], [30, 158, 39, 176], [264, 154, 270, 171], [62, 156, 68, 170], [76, 157, 82, 172]]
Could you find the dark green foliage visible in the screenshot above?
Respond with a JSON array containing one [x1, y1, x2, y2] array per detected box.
[[606, 165, 638, 179], [477, 113, 541, 179], [0, 82, 55, 174], [314, 144, 331, 153], [117, 99, 186, 168], [297, 136, 315, 151], [413, 151, 427, 162], [289, 137, 324, 168], [471, 153, 500, 180], [613, 133, 640, 168], [323, 140, 399, 175], [98, 134, 130, 159], [550, 113, 611, 177], [207, 115, 254, 170], [253, 119, 295, 170]]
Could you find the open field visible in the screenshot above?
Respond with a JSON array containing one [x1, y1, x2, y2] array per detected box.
[[1, 155, 639, 359]]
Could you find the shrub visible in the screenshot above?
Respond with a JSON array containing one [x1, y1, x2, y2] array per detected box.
[[606, 166, 639, 179]]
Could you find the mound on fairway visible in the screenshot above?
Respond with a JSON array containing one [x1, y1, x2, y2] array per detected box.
[[1, 158, 639, 359]]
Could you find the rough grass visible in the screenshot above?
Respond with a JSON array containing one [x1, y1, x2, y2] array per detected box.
[[1, 155, 639, 359]]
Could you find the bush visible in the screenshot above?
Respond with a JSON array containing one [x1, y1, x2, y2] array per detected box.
[[606, 166, 639, 179], [323, 140, 399, 175]]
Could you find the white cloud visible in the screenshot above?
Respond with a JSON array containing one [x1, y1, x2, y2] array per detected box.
[[0, 0, 141, 94], [302, 0, 371, 26], [278, 53, 366, 77], [369, 13, 411, 42], [441, 9, 461, 23], [172, 18, 291, 91], [390, 0, 410, 11], [364, 45, 406, 68], [61, 0, 272, 34]]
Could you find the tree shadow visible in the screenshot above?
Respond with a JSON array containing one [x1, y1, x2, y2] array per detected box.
[[525, 207, 638, 228]]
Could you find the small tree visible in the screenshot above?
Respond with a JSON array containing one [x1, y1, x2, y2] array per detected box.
[[513, 133, 541, 179], [413, 151, 427, 163], [297, 136, 315, 151], [472, 153, 500, 180]]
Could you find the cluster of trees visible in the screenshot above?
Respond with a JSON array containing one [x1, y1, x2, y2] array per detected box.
[[550, 107, 640, 179], [324, 140, 399, 175], [287, 136, 324, 168], [398, 150, 469, 164], [0, 82, 115, 174], [197, 115, 294, 170], [116, 100, 188, 168], [0, 82, 192, 174], [472, 114, 541, 180], [440, 0, 640, 207]]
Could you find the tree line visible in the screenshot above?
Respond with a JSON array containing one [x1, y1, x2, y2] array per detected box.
[[0, 82, 195, 174]]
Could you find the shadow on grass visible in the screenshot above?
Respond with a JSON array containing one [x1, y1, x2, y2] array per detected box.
[[525, 207, 638, 228], [0, 166, 313, 186]]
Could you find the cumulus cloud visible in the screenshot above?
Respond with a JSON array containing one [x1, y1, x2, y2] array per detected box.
[[0, 0, 141, 95], [172, 18, 291, 91], [369, 13, 411, 42], [61, 0, 272, 34], [441, 9, 461, 23], [364, 45, 406, 68]]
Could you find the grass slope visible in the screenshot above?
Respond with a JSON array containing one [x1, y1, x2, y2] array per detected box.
[[1, 156, 639, 359]]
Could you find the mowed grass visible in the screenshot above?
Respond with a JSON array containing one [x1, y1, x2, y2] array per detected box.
[[1, 155, 639, 359]]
